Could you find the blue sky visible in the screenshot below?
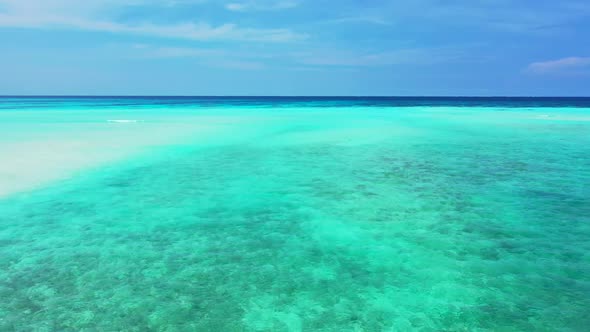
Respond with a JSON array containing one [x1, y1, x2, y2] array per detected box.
[[0, 0, 589, 96]]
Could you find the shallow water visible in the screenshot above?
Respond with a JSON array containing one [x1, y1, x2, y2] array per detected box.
[[1, 98, 589, 331]]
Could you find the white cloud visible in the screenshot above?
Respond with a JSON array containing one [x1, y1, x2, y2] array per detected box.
[[225, 0, 298, 12], [297, 47, 471, 67], [527, 57, 590, 74], [211, 59, 265, 70], [0, 0, 305, 42], [226, 3, 247, 11], [123, 44, 266, 70], [338, 0, 590, 33], [142, 46, 224, 57], [318, 16, 391, 26]]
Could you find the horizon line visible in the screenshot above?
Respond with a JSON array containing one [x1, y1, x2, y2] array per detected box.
[[1, 95, 590, 98]]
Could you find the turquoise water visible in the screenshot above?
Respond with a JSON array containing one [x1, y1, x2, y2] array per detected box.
[[1, 98, 589, 331]]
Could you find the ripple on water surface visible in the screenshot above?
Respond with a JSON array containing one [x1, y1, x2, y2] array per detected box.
[[0, 101, 589, 331]]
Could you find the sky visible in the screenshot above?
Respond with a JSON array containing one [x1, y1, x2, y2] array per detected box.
[[0, 0, 590, 96]]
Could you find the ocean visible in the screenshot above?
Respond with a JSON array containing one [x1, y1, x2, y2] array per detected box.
[[1, 97, 589, 331]]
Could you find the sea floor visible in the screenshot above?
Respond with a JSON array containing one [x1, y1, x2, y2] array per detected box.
[[1, 101, 589, 331]]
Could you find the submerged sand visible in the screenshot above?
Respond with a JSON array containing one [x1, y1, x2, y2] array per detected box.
[[0, 116, 238, 197], [1, 99, 590, 330]]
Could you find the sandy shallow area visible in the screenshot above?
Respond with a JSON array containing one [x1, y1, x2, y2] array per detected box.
[[0, 117, 244, 198], [0, 107, 414, 198]]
